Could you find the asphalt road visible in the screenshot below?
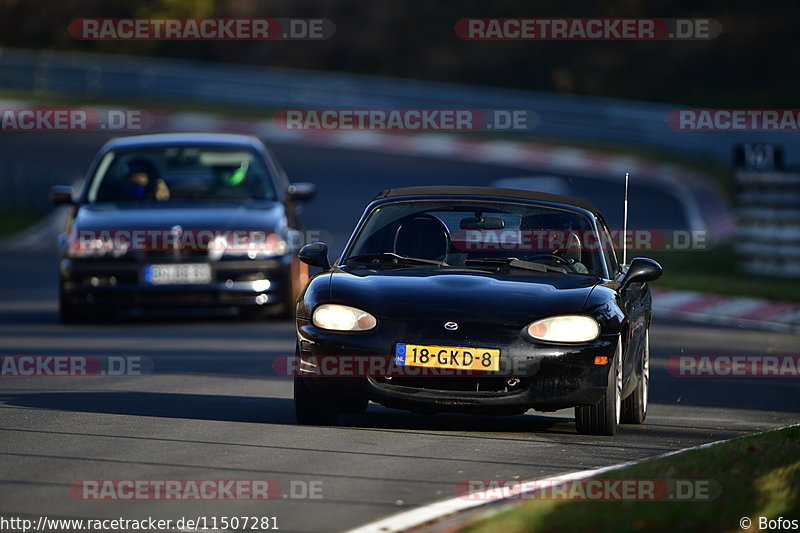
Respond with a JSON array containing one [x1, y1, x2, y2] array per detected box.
[[0, 135, 798, 532]]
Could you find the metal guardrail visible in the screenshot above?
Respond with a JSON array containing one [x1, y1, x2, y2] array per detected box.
[[1, 47, 798, 166]]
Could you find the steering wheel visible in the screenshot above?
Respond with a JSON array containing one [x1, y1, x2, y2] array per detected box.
[[522, 253, 576, 272]]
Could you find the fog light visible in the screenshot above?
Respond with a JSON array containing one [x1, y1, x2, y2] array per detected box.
[[255, 294, 268, 305], [252, 279, 271, 292], [299, 339, 314, 351]]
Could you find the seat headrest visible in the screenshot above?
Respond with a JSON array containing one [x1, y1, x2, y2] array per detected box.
[[393, 215, 450, 261]]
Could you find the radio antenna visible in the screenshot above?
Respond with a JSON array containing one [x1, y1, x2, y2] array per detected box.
[[623, 172, 629, 266]]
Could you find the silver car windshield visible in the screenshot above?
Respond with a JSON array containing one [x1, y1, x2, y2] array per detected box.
[[86, 146, 276, 203]]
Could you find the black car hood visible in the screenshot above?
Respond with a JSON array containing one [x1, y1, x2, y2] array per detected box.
[[72, 201, 286, 231], [328, 268, 600, 327]]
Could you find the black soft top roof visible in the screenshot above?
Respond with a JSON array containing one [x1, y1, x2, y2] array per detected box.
[[373, 186, 601, 215]]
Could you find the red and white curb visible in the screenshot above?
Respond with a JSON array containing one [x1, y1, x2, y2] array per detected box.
[[345, 424, 799, 533], [652, 288, 800, 333]]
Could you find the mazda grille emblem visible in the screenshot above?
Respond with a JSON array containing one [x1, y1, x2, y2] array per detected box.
[[444, 321, 458, 331]]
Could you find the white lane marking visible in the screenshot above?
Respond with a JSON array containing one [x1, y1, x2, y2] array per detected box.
[[695, 297, 773, 318], [474, 141, 527, 164], [651, 416, 787, 425], [653, 307, 800, 334], [345, 424, 799, 533], [412, 135, 460, 156], [169, 112, 221, 130], [335, 130, 386, 148], [652, 291, 705, 309], [773, 309, 800, 324]]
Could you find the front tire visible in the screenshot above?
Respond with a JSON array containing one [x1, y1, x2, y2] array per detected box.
[[293, 377, 340, 425], [621, 329, 649, 424], [338, 395, 369, 414], [59, 284, 90, 324], [293, 340, 337, 425], [575, 338, 622, 436]]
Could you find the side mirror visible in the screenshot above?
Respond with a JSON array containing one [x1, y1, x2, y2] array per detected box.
[[619, 257, 662, 292], [287, 182, 316, 202], [50, 185, 75, 205], [298, 242, 331, 270]]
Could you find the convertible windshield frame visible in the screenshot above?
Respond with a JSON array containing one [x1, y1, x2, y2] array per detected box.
[[339, 197, 612, 279]]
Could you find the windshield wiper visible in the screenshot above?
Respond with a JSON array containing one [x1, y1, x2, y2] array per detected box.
[[345, 252, 445, 267], [464, 257, 565, 274]]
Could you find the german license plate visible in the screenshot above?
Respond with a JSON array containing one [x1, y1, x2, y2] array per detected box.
[[144, 264, 212, 285], [395, 343, 500, 371]]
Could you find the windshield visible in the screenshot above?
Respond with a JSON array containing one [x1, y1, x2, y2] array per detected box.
[[86, 146, 276, 203], [343, 199, 607, 277]]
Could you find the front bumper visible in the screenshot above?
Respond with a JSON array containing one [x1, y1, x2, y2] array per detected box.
[[60, 256, 292, 310], [296, 321, 617, 414]]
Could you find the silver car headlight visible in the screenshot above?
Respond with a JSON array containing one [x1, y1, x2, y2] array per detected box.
[[527, 315, 600, 343], [312, 304, 377, 332], [208, 231, 288, 260], [65, 230, 127, 258]]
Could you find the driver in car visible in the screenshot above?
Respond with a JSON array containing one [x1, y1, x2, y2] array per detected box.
[[123, 158, 170, 201], [521, 213, 589, 274]]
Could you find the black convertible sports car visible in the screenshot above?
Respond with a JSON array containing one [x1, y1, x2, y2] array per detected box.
[[51, 133, 315, 322], [294, 186, 662, 435]]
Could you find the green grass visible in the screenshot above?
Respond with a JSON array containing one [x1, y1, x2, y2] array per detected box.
[[463, 425, 800, 533], [647, 244, 800, 303], [0, 210, 43, 238]]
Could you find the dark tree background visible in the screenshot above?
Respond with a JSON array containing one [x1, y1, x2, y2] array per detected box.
[[0, 0, 796, 106]]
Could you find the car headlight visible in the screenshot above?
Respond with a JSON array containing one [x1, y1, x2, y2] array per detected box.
[[209, 231, 288, 260], [527, 315, 600, 343], [65, 230, 127, 258], [312, 304, 377, 332]]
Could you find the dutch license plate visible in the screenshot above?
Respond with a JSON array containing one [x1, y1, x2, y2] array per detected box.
[[395, 343, 500, 371], [144, 264, 212, 285]]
